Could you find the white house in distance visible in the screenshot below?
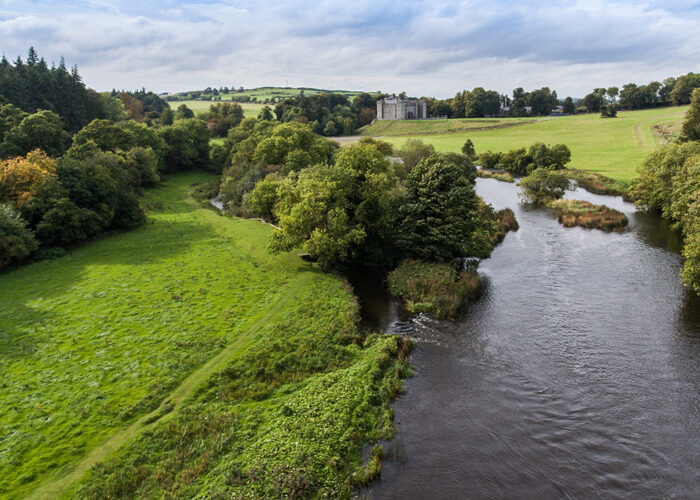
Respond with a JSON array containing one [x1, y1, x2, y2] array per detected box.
[[376, 97, 427, 120]]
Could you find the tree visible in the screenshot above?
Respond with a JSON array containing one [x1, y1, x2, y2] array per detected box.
[[159, 119, 210, 172], [0, 110, 70, 158], [257, 106, 274, 121], [270, 144, 402, 268], [397, 138, 435, 172], [0, 149, 57, 207], [0, 203, 38, 269], [461, 138, 476, 160], [396, 154, 488, 261], [601, 104, 618, 118], [582, 89, 605, 112], [562, 96, 576, 114], [606, 87, 619, 103], [519, 168, 570, 205], [680, 88, 700, 142], [176, 104, 195, 119]]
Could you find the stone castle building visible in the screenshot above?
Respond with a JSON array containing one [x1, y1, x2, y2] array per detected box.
[[376, 97, 427, 120]]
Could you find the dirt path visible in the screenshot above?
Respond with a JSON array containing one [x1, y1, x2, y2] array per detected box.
[[28, 272, 311, 499], [634, 122, 644, 146]]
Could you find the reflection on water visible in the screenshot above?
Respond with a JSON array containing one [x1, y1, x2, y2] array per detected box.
[[362, 179, 700, 499]]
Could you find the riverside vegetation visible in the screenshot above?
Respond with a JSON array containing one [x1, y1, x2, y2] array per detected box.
[[0, 173, 412, 499]]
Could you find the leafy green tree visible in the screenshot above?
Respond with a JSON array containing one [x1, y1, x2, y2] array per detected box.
[[0, 203, 38, 269], [159, 119, 210, 172], [680, 88, 700, 142], [562, 97, 576, 114], [396, 154, 488, 261], [519, 168, 570, 205], [257, 106, 274, 121], [601, 104, 618, 118], [0, 110, 70, 158], [461, 138, 476, 160], [606, 87, 619, 102], [478, 151, 501, 169], [270, 144, 402, 268], [670, 72, 700, 106], [582, 89, 605, 112], [176, 104, 195, 119], [244, 173, 283, 222], [358, 137, 394, 156], [397, 138, 435, 172], [0, 103, 28, 143]]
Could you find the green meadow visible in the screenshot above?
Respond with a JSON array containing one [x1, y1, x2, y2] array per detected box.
[[1, 173, 407, 498], [369, 106, 688, 181], [174, 99, 265, 118]]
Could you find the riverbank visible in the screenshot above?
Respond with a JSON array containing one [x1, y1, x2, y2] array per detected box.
[[1, 172, 409, 498]]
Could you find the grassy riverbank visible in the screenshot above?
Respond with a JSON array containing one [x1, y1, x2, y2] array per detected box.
[[0, 172, 409, 498], [372, 107, 688, 182]]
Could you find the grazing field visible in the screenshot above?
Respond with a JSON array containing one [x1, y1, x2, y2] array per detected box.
[[373, 106, 688, 182], [173, 99, 265, 118], [0, 173, 407, 498], [360, 116, 536, 136]]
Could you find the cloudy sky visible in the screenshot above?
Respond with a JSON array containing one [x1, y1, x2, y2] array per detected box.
[[1, 0, 699, 98]]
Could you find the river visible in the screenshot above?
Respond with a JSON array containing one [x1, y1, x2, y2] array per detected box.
[[358, 178, 700, 499]]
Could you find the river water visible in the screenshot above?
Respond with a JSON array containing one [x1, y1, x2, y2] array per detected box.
[[359, 178, 700, 499]]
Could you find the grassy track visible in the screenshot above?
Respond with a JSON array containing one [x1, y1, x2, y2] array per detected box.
[[1, 172, 406, 498], [372, 106, 688, 181]]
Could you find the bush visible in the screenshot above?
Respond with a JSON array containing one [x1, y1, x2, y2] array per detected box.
[[397, 138, 435, 172], [0, 203, 38, 269], [388, 260, 481, 318], [477, 150, 501, 169], [519, 168, 570, 205]]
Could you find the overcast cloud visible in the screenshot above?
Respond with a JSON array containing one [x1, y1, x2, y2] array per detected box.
[[1, 0, 699, 97]]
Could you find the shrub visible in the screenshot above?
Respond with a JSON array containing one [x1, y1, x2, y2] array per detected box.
[[519, 168, 570, 205], [388, 260, 481, 318], [397, 138, 435, 172], [0, 203, 38, 269]]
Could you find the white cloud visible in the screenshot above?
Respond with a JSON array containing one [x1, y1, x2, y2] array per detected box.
[[0, 0, 698, 98]]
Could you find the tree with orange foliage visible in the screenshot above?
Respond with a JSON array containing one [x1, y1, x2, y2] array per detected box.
[[0, 149, 57, 207], [118, 92, 144, 122]]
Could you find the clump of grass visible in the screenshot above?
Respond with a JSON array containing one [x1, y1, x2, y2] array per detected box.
[[388, 260, 481, 319], [565, 169, 628, 196], [477, 169, 515, 182], [548, 198, 628, 231], [492, 208, 519, 244]]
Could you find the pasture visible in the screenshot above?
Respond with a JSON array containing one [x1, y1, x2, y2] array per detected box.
[[370, 106, 688, 181], [173, 99, 265, 118], [0, 173, 405, 498]]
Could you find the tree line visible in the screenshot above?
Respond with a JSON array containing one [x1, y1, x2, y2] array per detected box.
[[629, 88, 700, 291]]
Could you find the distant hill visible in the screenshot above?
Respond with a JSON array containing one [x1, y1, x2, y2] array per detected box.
[[164, 86, 370, 105]]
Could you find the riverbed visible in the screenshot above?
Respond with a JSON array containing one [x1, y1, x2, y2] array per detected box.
[[361, 179, 700, 499]]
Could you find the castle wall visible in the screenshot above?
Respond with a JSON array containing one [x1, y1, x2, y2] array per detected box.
[[376, 98, 427, 120]]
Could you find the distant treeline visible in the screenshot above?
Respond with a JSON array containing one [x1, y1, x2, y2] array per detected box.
[[415, 72, 700, 119], [0, 47, 117, 132]]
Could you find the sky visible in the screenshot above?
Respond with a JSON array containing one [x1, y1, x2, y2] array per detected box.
[[1, 0, 699, 98]]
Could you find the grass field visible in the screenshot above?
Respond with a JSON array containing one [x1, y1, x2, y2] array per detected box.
[[0, 173, 407, 498], [173, 99, 265, 118], [360, 116, 536, 136], [371, 106, 688, 181]]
